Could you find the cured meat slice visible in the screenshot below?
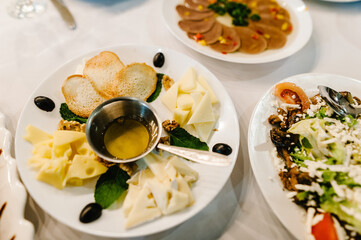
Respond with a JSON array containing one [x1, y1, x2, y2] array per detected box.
[[234, 26, 267, 54], [257, 14, 292, 34], [256, 5, 290, 20], [187, 21, 223, 44], [184, 0, 212, 12], [179, 17, 216, 34], [210, 25, 241, 53], [176, 5, 214, 21], [248, 22, 287, 49], [193, 0, 212, 5]]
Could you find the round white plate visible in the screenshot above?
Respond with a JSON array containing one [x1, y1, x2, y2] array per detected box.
[[248, 73, 361, 240], [15, 44, 239, 238], [162, 0, 313, 64]]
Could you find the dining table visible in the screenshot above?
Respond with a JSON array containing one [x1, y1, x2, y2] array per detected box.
[[1, 0, 361, 239]]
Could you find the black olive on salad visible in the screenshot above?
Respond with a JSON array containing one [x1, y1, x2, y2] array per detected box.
[[153, 52, 165, 68], [212, 143, 232, 156], [34, 96, 55, 112], [79, 202, 102, 223]]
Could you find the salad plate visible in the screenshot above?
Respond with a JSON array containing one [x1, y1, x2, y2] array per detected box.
[[14, 44, 239, 238], [162, 0, 312, 64], [0, 112, 34, 240], [248, 73, 361, 239]]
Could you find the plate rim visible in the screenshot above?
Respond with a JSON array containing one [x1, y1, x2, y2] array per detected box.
[[247, 72, 361, 240], [14, 43, 240, 238], [162, 0, 313, 64]]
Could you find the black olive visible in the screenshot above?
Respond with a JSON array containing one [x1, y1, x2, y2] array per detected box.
[[79, 203, 102, 223], [212, 143, 232, 156], [34, 96, 55, 112], [153, 52, 165, 68]]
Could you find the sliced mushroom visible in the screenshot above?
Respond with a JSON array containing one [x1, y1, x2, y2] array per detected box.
[[248, 22, 287, 49], [210, 25, 241, 53], [179, 17, 216, 34], [188, 21, 223, 44], [176, 5, 214, 21], [234, 26, 267, 54], [184, 0, 212, 12]]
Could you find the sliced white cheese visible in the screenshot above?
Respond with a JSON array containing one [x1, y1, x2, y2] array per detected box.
[[182, 124, 198, 138], [179, 67, 197, 93], [123, 184, 142, 217], [144, 153, 168, 181], [161, 81, 179, 111], [147, 178, 170, 213], [168, 156, 199, 183], [177, 94, 194, 110], [191, 82, 206, 94], [164, 189, 189, 215], [125, 186, 162, 229], [176, 176, 194, 205], [173, 108, 189, 126], [198, 75, 218, 104], [193, 121, 216, 142], [187, 92, 215, 124]]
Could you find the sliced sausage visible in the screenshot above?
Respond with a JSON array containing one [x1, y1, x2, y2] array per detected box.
[[187, 21, 223, 44], [184, 0, 212, 12], [234, 26, 267, 54], [179, 17, 216, 34], [257, 13, 293, 34], [248, 22, 287, 49], [256, 5, 290, 20], [210, 25, 241, 53], [176, 5, 214, 21]]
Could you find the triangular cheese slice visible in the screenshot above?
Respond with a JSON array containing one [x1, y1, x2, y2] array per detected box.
[[147, 178, 170, 213], [179, 67, 197, 93], [163, 189, 189, 215], [193, 121, 216, 142], [144, 153, 168, 181], [24, 125, 53, 145], [53, 130, 85, 146], [187, 92, 215, 124], [125, 186, 162, 229], [198, 75, 218, 104], [161, 82, 179, 111]]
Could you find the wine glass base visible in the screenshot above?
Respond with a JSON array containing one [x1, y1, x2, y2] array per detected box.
[[7, 0, 46, 19]]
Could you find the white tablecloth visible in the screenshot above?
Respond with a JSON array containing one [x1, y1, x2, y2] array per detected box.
[[1, 0, 361, 239]]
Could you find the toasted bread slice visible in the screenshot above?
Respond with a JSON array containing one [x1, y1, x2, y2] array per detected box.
[[83, 51, 125, 98], [114, 63, 157, 100], [62, 75, 107, 118]]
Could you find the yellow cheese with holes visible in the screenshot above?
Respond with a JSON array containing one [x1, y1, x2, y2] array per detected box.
[[23, 125, 53, 145], [25, 125, 108, 189], [64, 154, 107, 185], [36, 157, 69, 189], [53, 130, 85, 146]]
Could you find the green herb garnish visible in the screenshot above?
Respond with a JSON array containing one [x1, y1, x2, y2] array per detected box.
[[147, 73, 163, 103], [94, 165, 130, 209], [208, 0, 259, 26], [59, 103, 87, 124], [168, 127, 209, 151]]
